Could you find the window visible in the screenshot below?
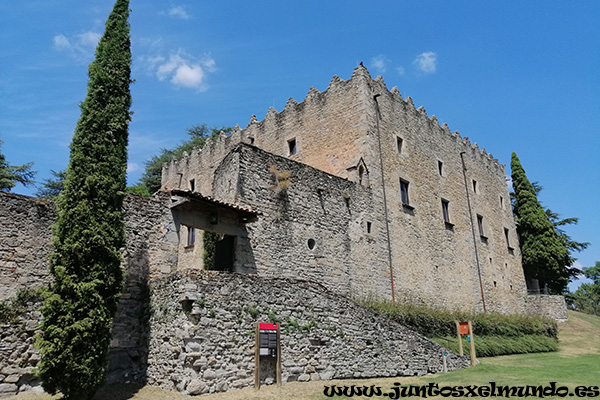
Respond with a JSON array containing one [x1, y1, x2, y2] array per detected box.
[[189, 179, 195, 192], [438, 160, 444, 176], [472, 179, 478, 193], [396, 137, 403, 154], [187, 226, 196, 247], [400, 179, 410, 205], [358, 165, 365, 185], [500, 196, 504, 209], [441, 199, 451, 224], [505, 228, 514, 253], [366, 221, 372, 234], [477, 214, 487, 240], [287, 138, 297, 155]]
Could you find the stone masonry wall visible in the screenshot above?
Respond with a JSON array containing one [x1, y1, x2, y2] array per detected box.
[[524, 295, 569, 322], [146, 271, 469, 395], [0, 193, 56, 301], [0, 191, 178, 396], [213, 144, 394, 299]]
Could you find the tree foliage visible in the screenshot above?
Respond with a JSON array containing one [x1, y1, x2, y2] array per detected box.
[[0, 140, 36, 191], [35, 169, 67, 199], [140, 123, 232, 194], [510, 153, 571, 294], [567, 262, 600, 316], [37, 1, 131, 398]]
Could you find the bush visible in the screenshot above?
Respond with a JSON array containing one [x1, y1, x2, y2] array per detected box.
[[433, 335, 558, 357], [359, 300, 559, 356]]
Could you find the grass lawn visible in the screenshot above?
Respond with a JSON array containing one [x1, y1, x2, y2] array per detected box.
[[8, 311, 599, 400]]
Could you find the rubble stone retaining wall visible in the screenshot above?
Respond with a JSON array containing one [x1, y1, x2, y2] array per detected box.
[[146, 271, 469, 396]]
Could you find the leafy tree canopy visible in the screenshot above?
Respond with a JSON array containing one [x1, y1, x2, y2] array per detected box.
[[566, 261, 600, 316], [35, 169, 66, 199], [140, 123, 232, 194], [510, 152, 575, 294], [37, 0, 131, 398], [0, 139, 36, 191]]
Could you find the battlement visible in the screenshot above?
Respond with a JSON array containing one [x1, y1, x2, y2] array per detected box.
[[162, 65, 505, 194]]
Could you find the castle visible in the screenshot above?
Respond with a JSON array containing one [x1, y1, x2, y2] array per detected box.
[[0, 65, 567, 396], [161, 64, 529, 314]]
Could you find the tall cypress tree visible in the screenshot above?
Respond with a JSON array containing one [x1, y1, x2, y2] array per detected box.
[[38, 1, 131, 398], [511, 153, 570, 294]]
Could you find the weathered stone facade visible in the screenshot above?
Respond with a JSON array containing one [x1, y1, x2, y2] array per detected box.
[[146, 272, 469, 395], [162, 65, 528, 314]]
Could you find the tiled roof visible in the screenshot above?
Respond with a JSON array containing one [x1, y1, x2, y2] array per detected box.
[[170, 189, 260, 216]]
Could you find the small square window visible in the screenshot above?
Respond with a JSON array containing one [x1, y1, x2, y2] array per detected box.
[[400, 179, 410, 205], [287, 138, 297, 155], [187, 226, 196, 247], [396, 137, 403, 154]]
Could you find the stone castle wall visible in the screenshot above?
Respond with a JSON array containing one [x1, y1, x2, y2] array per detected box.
[[146, 271, 469, 395], [0, 192, 178, 396], [161, 66, 527, 313]]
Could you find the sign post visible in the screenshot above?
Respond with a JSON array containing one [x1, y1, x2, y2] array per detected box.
[[254, 322, 280, 389], [456, 321, 476, 366]]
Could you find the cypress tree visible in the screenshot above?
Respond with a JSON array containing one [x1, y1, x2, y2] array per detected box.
[[511, 153, 570, 294], [37, 1, 131, 398]]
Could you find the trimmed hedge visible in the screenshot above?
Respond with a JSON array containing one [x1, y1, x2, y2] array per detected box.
[[359, 300, 559, 356], [433, 335, 558, 357]]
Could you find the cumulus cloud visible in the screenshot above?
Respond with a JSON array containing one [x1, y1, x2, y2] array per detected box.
[[413, 51, 437, 74], [370, 55, 390, 74], [151, 51, 216, 90], [168, 6, 190, 20], [53, 31, 101, 62]]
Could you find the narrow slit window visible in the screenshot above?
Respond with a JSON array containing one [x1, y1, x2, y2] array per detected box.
[[500, 196, 504, 209], [366, 221, 372, 234], [472, 179, 478, 193], [438, 160, 444, 176], [505, 228, 514, 253], [400, 179, 410, 205], [441, 199, 450, 223], [287, 138, 297, 155], [396, 137, 403, 154], [189, 179, 195, 192], [477, 214, 486, 238]]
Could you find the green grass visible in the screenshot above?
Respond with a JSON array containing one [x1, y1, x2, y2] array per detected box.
[[7, 311, 600, 400]]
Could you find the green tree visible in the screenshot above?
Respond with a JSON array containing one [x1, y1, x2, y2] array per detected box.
[[511, 153, 571, 294], [567, 262, 600, 316], [140, 123, 232, 194], [37, 1, 131, 398], [35, 169, 66, 199], [0, 140, 36, 191]]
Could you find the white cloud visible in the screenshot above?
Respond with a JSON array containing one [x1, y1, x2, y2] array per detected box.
[[396, 66, 405, 76], [53, 34, 71, 50], [53, 31, 101, 62], [152, 51, 215, 90], [413, 51, 437, 74], [370, 55, 390, 74], [77, 32, 101, 47], [168, 6, 190, 20], [127, 162, 140, 173]]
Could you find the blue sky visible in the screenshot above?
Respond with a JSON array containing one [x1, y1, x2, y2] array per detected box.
[[1, 1, 598, 288]]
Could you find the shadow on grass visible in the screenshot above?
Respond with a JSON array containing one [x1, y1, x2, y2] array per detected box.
[[94, 383, 145, 400]]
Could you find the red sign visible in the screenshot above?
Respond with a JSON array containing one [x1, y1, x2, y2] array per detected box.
[[458, 321, 469, 335], [259, 322, 278, 330]]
